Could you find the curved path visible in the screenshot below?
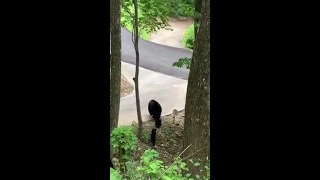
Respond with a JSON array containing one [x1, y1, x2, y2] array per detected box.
[[149, 18, 193, 48], [121, 27, 191, 80], [117, 26, 192, 126]]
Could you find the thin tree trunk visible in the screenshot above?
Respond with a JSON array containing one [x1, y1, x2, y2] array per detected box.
[[133, 0, 143, 141], [119, 145, 126, 173], [182, 0, 210, 178], [110, 0, 121, 157]]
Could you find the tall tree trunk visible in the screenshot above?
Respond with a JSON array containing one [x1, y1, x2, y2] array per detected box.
[[110, 0, 121, 157], [182, 0, 210, 178], [194, 0, 202, 39], [133, 0, 143, 141]]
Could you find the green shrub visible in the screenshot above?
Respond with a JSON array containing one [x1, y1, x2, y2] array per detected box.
[[182, 23, 194, 49], [110, 126, 137, 161], [118, 149, 210, 180], [110, 168, 123, 180], [167, 0, 194, 18], [110, 126, 210, 179], [121, 3, 149, 40]]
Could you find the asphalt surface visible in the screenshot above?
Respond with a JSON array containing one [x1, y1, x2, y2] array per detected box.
[[119, 27, 191, 80]]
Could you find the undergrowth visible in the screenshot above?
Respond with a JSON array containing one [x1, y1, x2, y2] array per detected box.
[[110, 126, 210, 180], [182, 23, 194, 49]]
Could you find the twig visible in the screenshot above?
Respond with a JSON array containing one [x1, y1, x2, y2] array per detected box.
[[180, 146, 207, 161], [157, 144, 192, 180], [157, 145, 208, 180], [178, 144, 192, 157]]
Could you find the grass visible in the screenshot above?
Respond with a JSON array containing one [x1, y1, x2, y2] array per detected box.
[[121, 5, 149, 40]]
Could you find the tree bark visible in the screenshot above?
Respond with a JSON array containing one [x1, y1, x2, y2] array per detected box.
[[194, 0, 202, 39], [110, 0, 121, 152], [133, 0, 143, 141], [182, 0, 210, 178]]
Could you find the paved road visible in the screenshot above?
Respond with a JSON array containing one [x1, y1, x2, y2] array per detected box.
[[120, 27, 191, 80], [112, 27, 192, 126], [119, 62, 188, 126]]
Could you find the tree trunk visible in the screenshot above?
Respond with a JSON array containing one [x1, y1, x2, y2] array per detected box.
[[133, 0, 143, 141], [110, 0, 121, 156], [194, 0, 202, 39], [119, 146, 125, 173], [182, 0, 210, 178]]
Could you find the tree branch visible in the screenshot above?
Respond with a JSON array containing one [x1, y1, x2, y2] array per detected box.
[[157, 144, 192, 180]]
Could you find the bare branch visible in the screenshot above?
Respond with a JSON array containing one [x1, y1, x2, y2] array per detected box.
[[180, 146, 208, 161], [157, 144, 192, 180], [157, 145, 208, 180]]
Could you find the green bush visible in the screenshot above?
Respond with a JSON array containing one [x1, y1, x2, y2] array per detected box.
[[110, 148, 210, 180], [110, 126, 210, 180], [167, 0, 194, 18], [121, 4, 149, 40], [110, 168, 123, 180], [110, 126, 137, 161], [182, 23, 194, 49]]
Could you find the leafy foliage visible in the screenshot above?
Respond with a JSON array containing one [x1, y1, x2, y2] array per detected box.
[[172, 57, 192, 69], [110, 168, 123, 180], [121, 0, 172, 40], [110, 126, 137, 161], [167, 0, 194, 18], [121, 2, 149, 40], [110, 127, 210, 179], [174, 24, 194, 70], [182, 23, 194, 49], [110, 147, 210, 180]]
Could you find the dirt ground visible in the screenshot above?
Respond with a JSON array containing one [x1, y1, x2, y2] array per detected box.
[[120, 73, 134, 98], [129, 109, 186, 166]]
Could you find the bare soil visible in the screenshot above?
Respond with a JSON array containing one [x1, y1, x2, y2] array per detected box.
[[132, 110, 186, 166], [120, 73, 134, 98]]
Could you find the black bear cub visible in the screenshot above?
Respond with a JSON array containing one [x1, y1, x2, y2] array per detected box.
[[148, 100, 162, 128]]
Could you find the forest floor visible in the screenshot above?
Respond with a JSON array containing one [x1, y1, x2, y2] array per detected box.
[[120, 73, 134, 98], [132, 109, 186, 166]]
